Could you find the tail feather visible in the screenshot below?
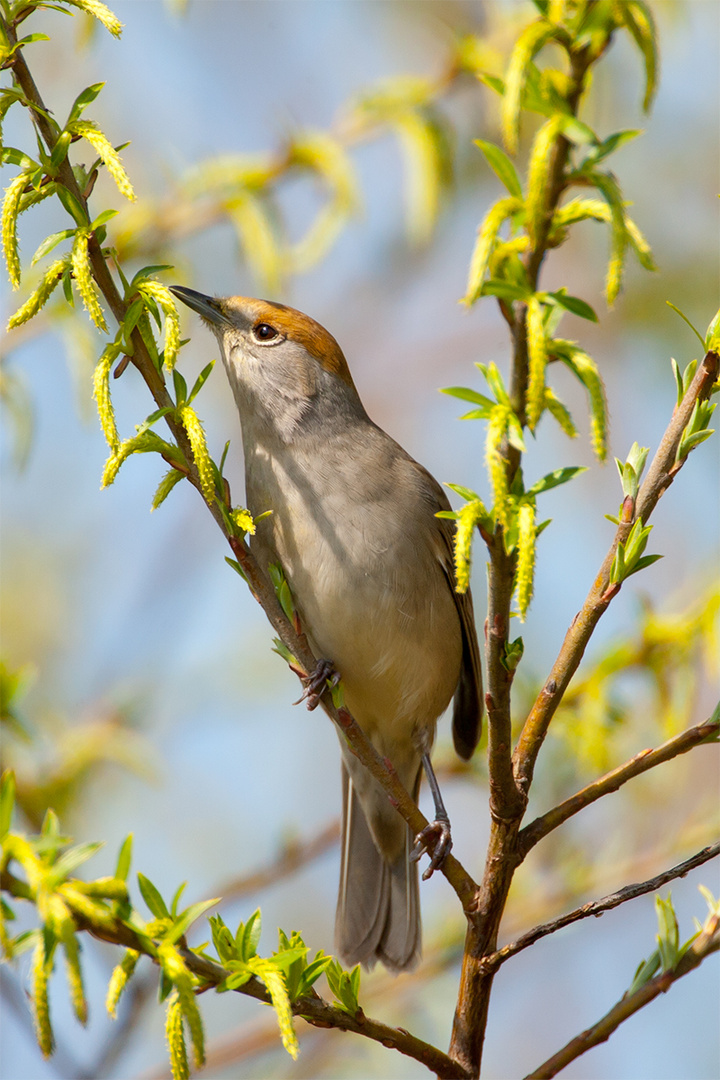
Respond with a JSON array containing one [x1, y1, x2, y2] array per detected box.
[[335, 764, 420, 972]]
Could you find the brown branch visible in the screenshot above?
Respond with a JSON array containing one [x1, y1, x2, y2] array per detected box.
[[448, 40, 597, 1080], [518, 716, 719, 857], [513, 348, 720, 795], [0, 867, 469, 1078], [523, 911, 720, 1079], [480, 842, 720, 976]]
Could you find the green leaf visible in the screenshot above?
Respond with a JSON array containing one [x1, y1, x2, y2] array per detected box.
[[172, 369, 188, 406], [47, 841, 103, 887], [628, 950, 661, 995], [166, 898, 220, 945], [114, 834, 133, 882], [474, 139, 523, 198], [586, 129, 643, 165], [558, 115, 597, 146], [90, 208, 119, 230], [0, 148, 39, 169], [137, 872, 171, 919], [547, 291, 598, 322], [225, 557, 247, 582], [705, 307, 720, 351], [56, 185, 88, 226], [0, 770, 15, 838], [188, 361, 215, 405], [170, 882, 187, 917], [237, 909, 262, 962], [526, 465, 587, 496], [626, 553, 663, 577], [445, 482, 481, 503], [31, 228, 76, 265], [441, 386, 495, 408], [666, 301, 706, 351], [67, 82, 105, 125], [481, 278, 531, 301]]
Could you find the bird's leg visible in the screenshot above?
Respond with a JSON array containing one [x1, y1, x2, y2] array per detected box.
[[410, 752, 453, 880], [294, 658, 339, 711]]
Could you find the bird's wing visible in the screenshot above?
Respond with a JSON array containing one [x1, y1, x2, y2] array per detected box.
[[422, 470, 484, 760]]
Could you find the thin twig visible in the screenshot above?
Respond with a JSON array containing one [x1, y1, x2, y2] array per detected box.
[[0, 868, 469, 1079], [518, 716, 719, 857], [523, 913, 720, 1079], [480, 842, 720, 975], [513, 349, 720, 795]]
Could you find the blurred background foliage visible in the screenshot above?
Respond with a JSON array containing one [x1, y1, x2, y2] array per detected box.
[[1, 1, 718, 1078]]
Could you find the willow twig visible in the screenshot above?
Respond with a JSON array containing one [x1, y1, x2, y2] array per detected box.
[[481, 842, 720, 975], [518, 716, 719, 856], [523, 912, 720, 1079]]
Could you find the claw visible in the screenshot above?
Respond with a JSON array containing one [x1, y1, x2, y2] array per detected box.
[[410, 817, 453, 881], [293, 658, 338, 711]]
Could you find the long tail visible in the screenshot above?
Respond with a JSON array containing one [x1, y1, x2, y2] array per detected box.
[[335, 763, 420, 972]]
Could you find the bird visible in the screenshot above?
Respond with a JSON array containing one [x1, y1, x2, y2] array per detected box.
[[170, 286, 483, 972]]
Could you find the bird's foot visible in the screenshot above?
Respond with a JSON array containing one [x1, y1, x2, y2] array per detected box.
[[294, 658, 338, 711], [410, 816, 453, 881]]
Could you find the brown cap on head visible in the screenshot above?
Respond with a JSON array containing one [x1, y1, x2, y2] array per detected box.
[[225, 296, 357, 390], [169, 286, 356, 390]]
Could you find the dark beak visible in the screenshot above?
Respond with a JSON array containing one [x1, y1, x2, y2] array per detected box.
[[169, 285, 231, 328]]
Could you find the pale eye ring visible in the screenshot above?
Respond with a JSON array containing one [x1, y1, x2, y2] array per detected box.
[[252, 322, 282, 344]]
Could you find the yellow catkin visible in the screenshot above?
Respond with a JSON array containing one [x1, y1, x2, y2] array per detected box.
[[138, 280, 181, 368], [179, 405, 215, 504], [31, 939, 54, 1057], [502, 20, 553, 154], [165, 994, 189, 1080], [525, 296, 547, 430], [454, 500, 486, 594], [228, 193, 283, 291], [393, 109, 441, 246], [7, 257, 68, 329], [2, 172, 27, 288], [231, 507, 256, 535], [60, 921, 87, 1026], [249, 957, 299, 1060], [72, 228, 108, 332], [516, 501, 536, 621], [160, 943, 205, 1068], [463, 196, 522, 305], [106, 949, 140, 1018], [572, 349, 608, 461], [68, 0, 123, 36], [486, 406, 510, 529], [93, 341, 122, 452], [152, 467, 185, 511], [544, 386, 578, 439], [525, 115, 564, 249], [71, 120, 134, 201]]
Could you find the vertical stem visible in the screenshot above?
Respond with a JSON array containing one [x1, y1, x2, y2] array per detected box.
[[448, 40, 597, 1079]]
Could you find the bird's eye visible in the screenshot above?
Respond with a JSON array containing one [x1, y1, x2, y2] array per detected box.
[[252, 322, 281, 343]]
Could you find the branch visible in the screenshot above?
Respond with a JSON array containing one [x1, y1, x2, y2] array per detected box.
[[0, 867, 469, 1079], [523, 910, 720, 1079], [518, 715, 719, 856], [513, 349, 720, 794], [480, 842, 720, 975]]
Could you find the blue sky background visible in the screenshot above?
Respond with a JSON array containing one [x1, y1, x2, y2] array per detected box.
[[1, 2, 719, 1078]]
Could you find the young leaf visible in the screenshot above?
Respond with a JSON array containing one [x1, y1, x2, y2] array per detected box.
[[526, 465, 586, 496], [137, 872, 171, 920], [474, 138, 523, 198]]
